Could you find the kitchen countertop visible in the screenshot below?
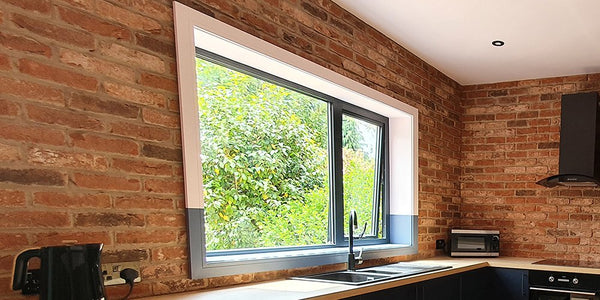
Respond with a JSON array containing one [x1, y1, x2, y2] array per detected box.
[[142, 257, 600, 300]]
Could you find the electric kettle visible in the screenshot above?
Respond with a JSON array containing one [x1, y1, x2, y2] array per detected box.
[[12, 243, 105, 300]]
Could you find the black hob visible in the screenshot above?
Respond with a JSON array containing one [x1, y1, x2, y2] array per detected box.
[[534, 259, 600, 269]]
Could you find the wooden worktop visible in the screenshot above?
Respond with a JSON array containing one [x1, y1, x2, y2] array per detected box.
[[142, 257, 600, 300]]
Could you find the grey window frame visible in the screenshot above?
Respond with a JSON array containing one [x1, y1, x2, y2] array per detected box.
[[195, 49, 389, 257]]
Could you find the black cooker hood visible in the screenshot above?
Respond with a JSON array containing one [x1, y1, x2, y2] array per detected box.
[[537, 92, 600, 187]]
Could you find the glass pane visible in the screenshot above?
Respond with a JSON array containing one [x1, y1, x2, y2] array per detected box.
[[342, 114, 382, 239], [195, 57, 330, 251]]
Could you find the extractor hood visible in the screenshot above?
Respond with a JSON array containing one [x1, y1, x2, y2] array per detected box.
[[537, 92, 600, 187]]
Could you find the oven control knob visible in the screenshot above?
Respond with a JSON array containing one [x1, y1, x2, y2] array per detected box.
[[573, 278, 579, 285], [548, 276, 555, 283]]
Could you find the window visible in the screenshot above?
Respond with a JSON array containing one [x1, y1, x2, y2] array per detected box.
[[196, 51, 388, 254], [174, 2, 419, 279]]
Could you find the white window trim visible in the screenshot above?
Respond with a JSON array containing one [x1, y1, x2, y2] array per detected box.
[[173, 1, 419, 279]]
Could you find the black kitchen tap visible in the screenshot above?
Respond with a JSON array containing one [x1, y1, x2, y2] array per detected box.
[[347, 209, 363, 271]]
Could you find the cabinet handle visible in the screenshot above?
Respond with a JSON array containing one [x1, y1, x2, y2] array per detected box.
[[529, 287, 596, 296]]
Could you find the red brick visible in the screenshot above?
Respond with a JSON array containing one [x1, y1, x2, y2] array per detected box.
[[329, 41, 352, 60], [0, 98, 19, 117], [0, 32, 52, 57], [75, 212, 145, 227], [72, 173, 141, 191], [0, 120, 66, 146], [0, 232, 28, 250], [0, 211, 70, 227], [0, 189, 25, 207], [102, 248, 149, 263], [139, 73, 178, 93], [141, 262, 184, 279], [0, 142, 21, 161], [0, 76, 64, 105], [151, 246, 187, 261], [243, 12, 279, 38], [135, 33, 175, 57], [59, 0, 95, 9], [26, 104, 104, 130], [103, 81, 167, 108], [3, 0, 51, 13], [11, 14, 94, 49], [98, 41, 165, 73], [110, 121, 171, 142], [0, 168, 67, 186], [342, 59, 365, 77], [142, 108, 180, 128], [355, 54, 376, 71], [32, 231, 112, 246], [0, 53, 8, 70], [116, 230, 177, 244], [0, 254, 14, 273], [34, 191, 111, 208], [58, 6, 131, 40], [147, 213, 185, 227], [68, 93, 139, 119], [70, 132, 139, 155], [314, 45, 342, 66], [112, 158, 172, 176], [60, 49, 136, 82], [131, 0, 173, 22], [96, 1, 162, 33], [557, 237, 581, 245], [298, 25, 327, 47], [144, 178, 184, 195], [114, 195, 175, 210], [19, 59, 98, 91]]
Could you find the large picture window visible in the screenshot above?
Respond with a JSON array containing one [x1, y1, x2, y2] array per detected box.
[[174, 2, 419, 279], [196, 51, 387, 254]]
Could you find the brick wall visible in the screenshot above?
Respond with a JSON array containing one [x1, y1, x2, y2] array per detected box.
[[461, 74, 600, 260], [0, 0, 461, 298]]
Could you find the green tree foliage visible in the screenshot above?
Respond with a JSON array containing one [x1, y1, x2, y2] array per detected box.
[[196, 57, 381, 251], [196, 58, 329, 250]]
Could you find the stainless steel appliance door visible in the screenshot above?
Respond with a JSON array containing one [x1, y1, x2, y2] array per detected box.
[[529, 287, 599, 300]]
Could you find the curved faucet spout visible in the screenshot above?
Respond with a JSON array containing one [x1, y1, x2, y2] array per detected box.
[[348, 210, 362, 271]]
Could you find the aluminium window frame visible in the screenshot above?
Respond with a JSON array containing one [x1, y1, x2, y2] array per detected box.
[[339, 109, 388, 241], [195, 48, 389, 256], [174, 1, 419, 280]]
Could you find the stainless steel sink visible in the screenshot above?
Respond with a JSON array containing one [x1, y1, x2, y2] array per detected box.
[[296, 271, 393, 285], [292, 263, 451, 285]]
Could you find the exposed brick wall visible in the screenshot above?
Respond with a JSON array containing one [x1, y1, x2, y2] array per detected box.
[[461, 74, 600, 260], [0, 0, 461, 298]]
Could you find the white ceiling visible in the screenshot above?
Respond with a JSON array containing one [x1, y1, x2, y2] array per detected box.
[[332, 0, 600, 85]]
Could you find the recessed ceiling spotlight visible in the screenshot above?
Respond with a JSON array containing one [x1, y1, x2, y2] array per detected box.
[[492, 40, 505, 47]]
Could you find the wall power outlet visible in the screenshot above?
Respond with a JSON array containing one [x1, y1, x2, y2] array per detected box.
[[435, 239, 446, 249], [101, 262, 142, 286]]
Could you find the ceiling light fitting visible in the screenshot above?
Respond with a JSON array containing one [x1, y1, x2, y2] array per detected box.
[[492, 40, 505, 47]]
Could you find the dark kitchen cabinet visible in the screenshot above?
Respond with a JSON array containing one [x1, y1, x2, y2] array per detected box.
[[344, 267, 529, 300], [419, 273, 461, 300], [345, 283, 417, 299], [461, 267, 495, 299], [490, 268, 529, 300]]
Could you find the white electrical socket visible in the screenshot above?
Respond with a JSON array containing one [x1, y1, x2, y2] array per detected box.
[[101, 262, 142, 286]]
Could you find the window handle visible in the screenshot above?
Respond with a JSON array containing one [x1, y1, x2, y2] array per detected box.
[[358, 222, 368, 238]]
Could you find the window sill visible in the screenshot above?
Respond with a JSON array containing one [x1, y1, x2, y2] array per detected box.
[[199, 243, 417, 278]]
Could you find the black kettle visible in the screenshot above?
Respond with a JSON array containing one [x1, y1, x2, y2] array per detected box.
[[12, 243, 105, 300]]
